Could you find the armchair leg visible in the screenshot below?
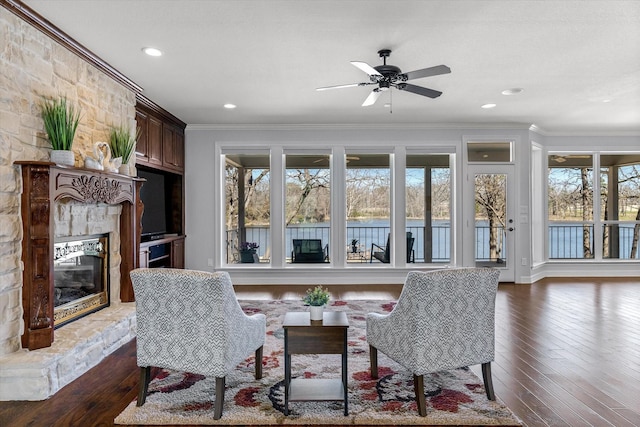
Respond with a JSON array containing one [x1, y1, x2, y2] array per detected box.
[[413, 374, 427, 416], [255, 346, 263, 379], [137, 366, 151, 407], [481, 362, 496, 401], [214, 376, 226, 420], [369, 345, 378, 378]]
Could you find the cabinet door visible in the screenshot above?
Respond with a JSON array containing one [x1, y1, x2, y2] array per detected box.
[[147, 116, 163, 167], [162, 124, 176, 169], [162, 124, 185, 172], [135, 110, 149, 164], [138, 246, 150, 268], [174, 130, 185, 171], [171, 237, 185, 269]]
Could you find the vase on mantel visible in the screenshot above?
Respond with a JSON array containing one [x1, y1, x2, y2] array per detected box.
[[51, 150, 75, 166], [309, 305, 324, 321], [118, 164, 130, 176]]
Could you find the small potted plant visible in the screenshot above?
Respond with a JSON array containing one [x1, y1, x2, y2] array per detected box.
[[302, 285, 330, 320], [39, 96, 81, 166], [350, 239, 359, 253], [108, 124, 139, 175], [239, 241, 259, 263]]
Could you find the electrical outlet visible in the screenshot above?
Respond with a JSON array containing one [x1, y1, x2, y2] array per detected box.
[[207, 258, 214, 267], [521, 257, 527, 266]]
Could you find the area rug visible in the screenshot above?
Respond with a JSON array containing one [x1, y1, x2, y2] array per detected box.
[[115, 299, 521, 426]]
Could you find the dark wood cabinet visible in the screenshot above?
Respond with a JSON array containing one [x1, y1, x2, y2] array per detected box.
[[139, 236, 185, 269], [147, 115, 163, 167], [135, 110, 163, 168], [171, 237, 185, 269], [162, 123, 184, 172], [135, 110, 149, 161], [135, 98, 184, 173], [135, 94, 186, 276]]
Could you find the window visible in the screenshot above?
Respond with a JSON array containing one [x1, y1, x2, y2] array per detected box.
[[548, 154, 594, 259], [467, 141, 512, 162], [406, 154, 451, 263], [224, 153, 270, 264], [285, 154, 331, 264], [346, 154, 391, 264], [600, 155, 640, 259]]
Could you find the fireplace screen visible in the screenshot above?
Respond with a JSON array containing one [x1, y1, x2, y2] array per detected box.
[[53, 235, 109, 327]]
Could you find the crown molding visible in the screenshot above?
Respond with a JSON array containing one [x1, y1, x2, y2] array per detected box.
[[186, 122, 534, 132], [2, 0, 143, 94], [530, 124, 640, 137]]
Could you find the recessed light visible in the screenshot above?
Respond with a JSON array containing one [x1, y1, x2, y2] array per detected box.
[[602, 99, 612, 103], [384, 103, 391, 108], [502, 88, 523, 95], [224, 103, 237, 109], [142, 47, 162, 57], [481, 103, 496, 109]]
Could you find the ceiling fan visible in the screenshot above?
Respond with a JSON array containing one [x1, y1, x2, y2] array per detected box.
[[312, 155, 360, 163], [551, 154, 592, 163], [316, 49, 451, 106]]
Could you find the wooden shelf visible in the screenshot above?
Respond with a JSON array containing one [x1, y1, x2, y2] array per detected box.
[[289, 378, 345, 401]]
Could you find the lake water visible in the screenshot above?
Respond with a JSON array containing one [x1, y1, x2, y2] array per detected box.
[[243, 220, 639, 261]]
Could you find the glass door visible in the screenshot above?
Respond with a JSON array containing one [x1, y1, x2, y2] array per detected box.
[[465, 165, 516, 282]]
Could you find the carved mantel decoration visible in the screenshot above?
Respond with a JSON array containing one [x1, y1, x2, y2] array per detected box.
[[15, 161, 143, 350]]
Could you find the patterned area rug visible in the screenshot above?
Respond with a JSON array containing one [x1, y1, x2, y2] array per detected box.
[[115, 300, 521, 425]]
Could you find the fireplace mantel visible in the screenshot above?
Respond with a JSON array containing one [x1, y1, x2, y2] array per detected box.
[[15, 161, 143, 350]]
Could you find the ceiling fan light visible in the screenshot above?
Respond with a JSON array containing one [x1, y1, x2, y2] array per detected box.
[[481, 103, 497, 109]]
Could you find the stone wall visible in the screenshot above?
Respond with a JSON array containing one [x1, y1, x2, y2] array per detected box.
[[0, 7, 136, 356]]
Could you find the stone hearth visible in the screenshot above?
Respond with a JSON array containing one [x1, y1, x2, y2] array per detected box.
[[0, 304, 135, 400]]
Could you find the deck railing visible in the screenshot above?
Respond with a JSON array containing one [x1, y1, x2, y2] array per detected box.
[[226, 223, 640, 263], [228, 224, 461, 263]]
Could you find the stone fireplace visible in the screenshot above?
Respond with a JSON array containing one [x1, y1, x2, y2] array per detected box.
[[0, 162, 143, 400], [15, 161, 142, 350]]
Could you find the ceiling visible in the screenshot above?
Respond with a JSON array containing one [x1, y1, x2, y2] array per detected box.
[[21, 0, 640, 133]]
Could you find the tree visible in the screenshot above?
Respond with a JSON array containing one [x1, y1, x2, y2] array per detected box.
[[474, 174, 506, 261], [285, 168, 330, 225], [581, 167, 593, 258]]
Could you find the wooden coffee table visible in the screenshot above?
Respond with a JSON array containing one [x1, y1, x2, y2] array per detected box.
[[282, 311, 349, 416]]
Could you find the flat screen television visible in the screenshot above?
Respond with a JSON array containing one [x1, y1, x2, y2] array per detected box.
[[138, 169, 167, 241]]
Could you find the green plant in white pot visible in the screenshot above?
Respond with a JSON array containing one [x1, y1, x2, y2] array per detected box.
[[108, 124, 139, 175], [302, 285, 330, 321], [39, 96, 81, 166]]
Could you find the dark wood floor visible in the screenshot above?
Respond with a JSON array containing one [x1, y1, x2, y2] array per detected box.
[[1, 277, 639, 427]]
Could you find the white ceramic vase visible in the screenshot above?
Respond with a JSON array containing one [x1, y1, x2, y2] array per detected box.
[[51, 150, 75, 166], [309, 305, 324, 321], [118, 164, 130, 176]]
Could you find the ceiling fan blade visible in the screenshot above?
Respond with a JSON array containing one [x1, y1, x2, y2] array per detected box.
[[401, 65, 451, 81], [362, 89, 382, 107], [396, 83, 442, 98], [351, 61, 383, 77], [316, 82, 369, 91]]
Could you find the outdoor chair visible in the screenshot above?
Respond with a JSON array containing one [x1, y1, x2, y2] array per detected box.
[[130, 268, 266, 420], [292, 238, 328, 263], [366, 268, 500, 416], [369, 232, 415, 263]]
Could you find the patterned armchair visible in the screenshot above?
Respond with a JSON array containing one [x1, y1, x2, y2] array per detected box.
[[130, 268, 266, 420], [366, 268, 500, 416]]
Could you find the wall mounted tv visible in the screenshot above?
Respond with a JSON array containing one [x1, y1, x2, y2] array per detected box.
[[138, 169, 168, 242]]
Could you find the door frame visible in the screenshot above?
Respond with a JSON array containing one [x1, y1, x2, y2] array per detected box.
[[463, 164, 517, 282]]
